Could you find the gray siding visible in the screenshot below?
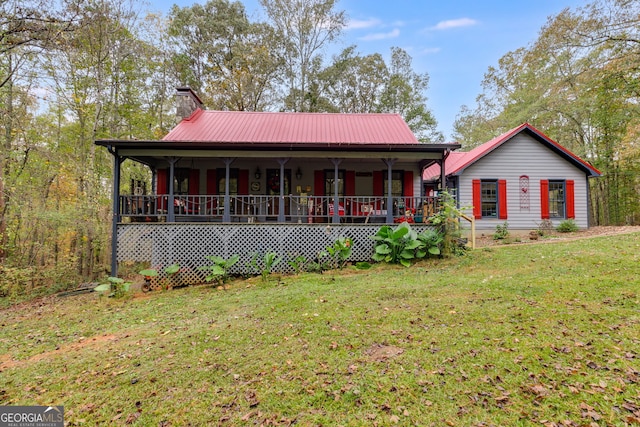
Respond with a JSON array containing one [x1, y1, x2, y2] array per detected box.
[[458, 134, 591, 230]]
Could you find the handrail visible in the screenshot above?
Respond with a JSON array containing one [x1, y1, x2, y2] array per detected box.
[[459, 213, 476, 249], [118, 194, 441, 224]]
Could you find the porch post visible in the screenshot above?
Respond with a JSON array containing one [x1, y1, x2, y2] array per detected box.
[[331, 159, 342, 223], [223, 158, 235, 222], [167, 157, 178, 222], [110, 150, 123, 276], [277, 158, 289, 222], [384, 158, 396, 224], [440, 149, 450, 192]]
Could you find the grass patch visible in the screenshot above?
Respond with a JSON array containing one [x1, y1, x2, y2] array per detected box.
[[1, 233, 639, 425]]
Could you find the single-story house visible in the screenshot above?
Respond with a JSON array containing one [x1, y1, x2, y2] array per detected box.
[[423, 123, 601, 231], [95, 88, 460, 279]]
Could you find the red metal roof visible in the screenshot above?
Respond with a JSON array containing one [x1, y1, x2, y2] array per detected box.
[[162, 109, 420, 145], [423, 123, 601, 179]]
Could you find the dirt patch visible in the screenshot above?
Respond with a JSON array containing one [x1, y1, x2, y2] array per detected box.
[[0, 334, 120, 371], [474, 226, 640, 248], [365, 344, 404, 362]]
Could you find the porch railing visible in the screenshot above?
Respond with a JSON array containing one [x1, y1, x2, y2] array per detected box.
[[118, 195, 440, 224]]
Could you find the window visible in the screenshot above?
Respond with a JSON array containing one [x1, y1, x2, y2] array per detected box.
[[481, 181, 498, 218], [548, 180, 565, 218], [325, 170, 345, 196], [473, 179, 507, 219], [217, 168, 239, 195], [382, 170, 404, 196], [173, 169, 190, 194]]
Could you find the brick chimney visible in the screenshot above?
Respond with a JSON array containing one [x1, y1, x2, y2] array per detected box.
[[175, 87, 204, 121]]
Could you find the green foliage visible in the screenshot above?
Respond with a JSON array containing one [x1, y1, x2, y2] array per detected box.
[[249, 251, 283, 282], [493, 222, 510, 240], [94, 276, 131, 298], [371, 222, 422, 267], [287, 255, 308, 274], [261, 252, 282, 282], [428, 190, 468, 256], [416, 229, 443, 258], [199, 255, 240, 284], [556, 219, 579, 233], [323, 237, 353, 269], [164, 263, 180, 276]]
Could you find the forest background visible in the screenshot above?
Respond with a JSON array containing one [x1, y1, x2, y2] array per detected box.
[[0, 0, 638, 295]]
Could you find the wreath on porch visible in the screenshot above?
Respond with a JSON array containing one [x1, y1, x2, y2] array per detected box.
[[268, 175, 280, 193]]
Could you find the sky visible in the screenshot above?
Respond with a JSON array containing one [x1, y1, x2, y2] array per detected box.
[[154, 0, 588, 141]]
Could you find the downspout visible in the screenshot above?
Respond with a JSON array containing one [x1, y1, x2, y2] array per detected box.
[[107, 146, 122, 277]]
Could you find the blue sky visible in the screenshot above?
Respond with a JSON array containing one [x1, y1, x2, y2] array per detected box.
[[155, 0, 587, 140]]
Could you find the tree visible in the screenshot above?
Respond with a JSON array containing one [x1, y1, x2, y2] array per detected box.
[[315, 46, 388, 113], [259, 0, 346, 112], [379, 47, 442, 142], [0, 0, 78, 262], [168, 0, 283, 111]]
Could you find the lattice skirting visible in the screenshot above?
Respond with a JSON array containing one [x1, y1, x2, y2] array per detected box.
[[117, 223, 436, 283]]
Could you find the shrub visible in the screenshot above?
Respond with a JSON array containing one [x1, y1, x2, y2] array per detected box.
[[199, 255, 239, 285], [371, 222, 421, 267], [493, 222, 510, 240], [536, 219, 555, 236], [428, 190, 468, 256], [323, 237, 353, 269], [556, 219, 579, 233], [94, 276, 131, 298]]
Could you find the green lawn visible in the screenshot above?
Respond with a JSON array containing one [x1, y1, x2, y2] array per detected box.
[[1, 233, 639, 426]]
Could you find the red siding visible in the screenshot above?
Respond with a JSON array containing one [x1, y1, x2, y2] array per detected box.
[[540, 180, 550, 219], [472, 179, 481, 219], [566, 180, 575, 219], [498, 179, 508, 220]]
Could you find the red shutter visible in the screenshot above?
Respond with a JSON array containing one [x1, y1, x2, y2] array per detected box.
[[403, 170, 414, 209], [345, 171, 355, 196], [472, 179, 482, 219], [566, 180, 575, 219], [157, 169, 168, 211], [239, 169, 249, 195], [314, 170, 324, 196], [540, 180, 550, 219], [157, 169, 167, 194], [188, 169, 199, 195], [206, 169, 217, 195], [373, 171, 383, 196], [498, 179, 508, 219]]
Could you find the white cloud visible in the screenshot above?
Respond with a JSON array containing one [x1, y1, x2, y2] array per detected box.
[[421, 47, 441, 55], [358, 28, 400, 41], [346, 18, 382, 30], [430, 18, 478, 30]]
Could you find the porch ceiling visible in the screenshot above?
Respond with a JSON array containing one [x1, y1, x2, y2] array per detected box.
[[96, 140, 461, 168]]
